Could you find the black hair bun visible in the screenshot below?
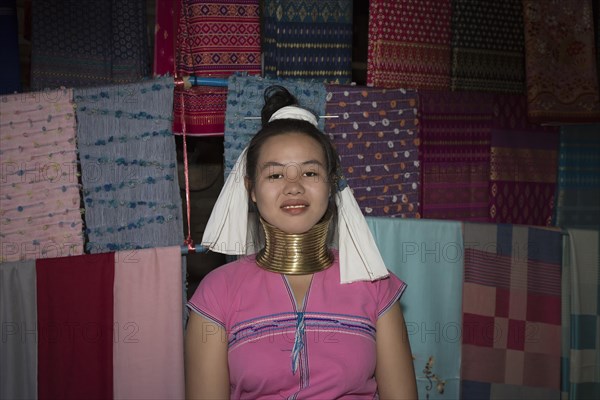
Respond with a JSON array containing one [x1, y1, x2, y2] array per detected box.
[[261, 85, 299, 125]]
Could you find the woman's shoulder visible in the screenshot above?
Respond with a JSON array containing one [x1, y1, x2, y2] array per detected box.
[[200, 254, 259, 286]]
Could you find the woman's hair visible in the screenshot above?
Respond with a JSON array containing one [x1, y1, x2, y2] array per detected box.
[[245, 85, 341, 247]]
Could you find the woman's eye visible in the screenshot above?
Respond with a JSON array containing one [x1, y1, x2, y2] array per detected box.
[[268, 173, 284, 180], [304, 171, 318, 177]]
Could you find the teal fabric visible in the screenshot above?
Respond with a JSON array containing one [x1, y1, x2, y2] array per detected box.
[[366, 217, 463, 400]]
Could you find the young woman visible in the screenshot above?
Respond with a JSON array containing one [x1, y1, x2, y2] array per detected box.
[[185, 86, 417, 399]]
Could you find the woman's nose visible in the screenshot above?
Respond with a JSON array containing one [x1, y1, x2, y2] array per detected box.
[[283, 167, 304, 195]]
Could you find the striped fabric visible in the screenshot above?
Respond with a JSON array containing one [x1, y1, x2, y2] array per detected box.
[[563, 229, 600, 399], [0, 89, 84, 263], [367, 0, 452, 89], [461, 223, 562, 399], [262, 0, 353, 83], [75, 77, 184, 253], [419, 90, 493, 221], [555, 124, 600, 228], [223, 74, 327, 176], [324, 85, 421, 217], [173, 0, 261, 135]]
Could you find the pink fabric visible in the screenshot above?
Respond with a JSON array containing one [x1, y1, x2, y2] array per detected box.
[[0, 89, 84, 262], [113, 246, 184, 399], [188, 251, 406, 399]]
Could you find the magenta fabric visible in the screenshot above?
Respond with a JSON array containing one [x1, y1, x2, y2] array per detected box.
[[113, 246, 184, 399], [489, 95, 560, 226], [367, 0, 452, 89], [36, 253, 115, 400], [324, 85, 421, 218], [153, 0, 178, 76], [187, 251, 406, 398], [419, 90, 494, 221]]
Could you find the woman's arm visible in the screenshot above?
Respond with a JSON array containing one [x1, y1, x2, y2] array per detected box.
[[185, 312, 230, 400], [375, 302, 418, 399]]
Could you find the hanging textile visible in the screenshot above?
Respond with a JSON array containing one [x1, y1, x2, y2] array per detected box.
[[223, 73, 327, 176], [461, 223, 562, 399], [30, 0, 149, 90], [75, 77, 184, 253], [0, 89, 84, 263], [366, 217, 463, 400], [173, 0, 261, 135], [262, 0, 353, 84], [324, 85, 421, 217], [36, 253, 115, 400], [555, 124, 600, 228], [153, 0, 179, 76], [488, 97, 559, 226], [419, 90, 493, 221], [113, 246, 184, 399], [0, 0, 21, 94], [563, 229, 600, 399], [0, 260, 37, 399], [367, 0, 452, 89], [522, 0, 600, 123], [450, 0, 524, 93]]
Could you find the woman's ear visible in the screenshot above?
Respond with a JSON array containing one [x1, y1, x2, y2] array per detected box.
[[245, 176, 256, 203]]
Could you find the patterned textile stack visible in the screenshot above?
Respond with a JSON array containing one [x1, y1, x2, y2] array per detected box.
[[75, 77, 184, 253], [367, 0, 452, 89], [522, 0, 600, 123], [325, 85, 421, 218], [262, 0, 353, 83], [0, 89, 84, 263], [461, 224, 563, 399], [489, 95, 559, 227], [31, 0, 149, 90], [450, 0, 525, 93], [419, 90, 494, 221], [173, 0, 261, 135]]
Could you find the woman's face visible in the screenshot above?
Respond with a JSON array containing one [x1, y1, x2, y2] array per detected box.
[[250, 133, 330, 234]]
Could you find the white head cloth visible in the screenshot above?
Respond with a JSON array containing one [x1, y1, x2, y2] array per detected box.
[[202, 106, 389, 283]]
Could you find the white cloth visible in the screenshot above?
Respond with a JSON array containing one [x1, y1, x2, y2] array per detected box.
[[201, 146, 390, 283], [268, 106, 319, 126]]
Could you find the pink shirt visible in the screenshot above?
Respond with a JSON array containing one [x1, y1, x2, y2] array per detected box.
[[187, 251, 406, 399]]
